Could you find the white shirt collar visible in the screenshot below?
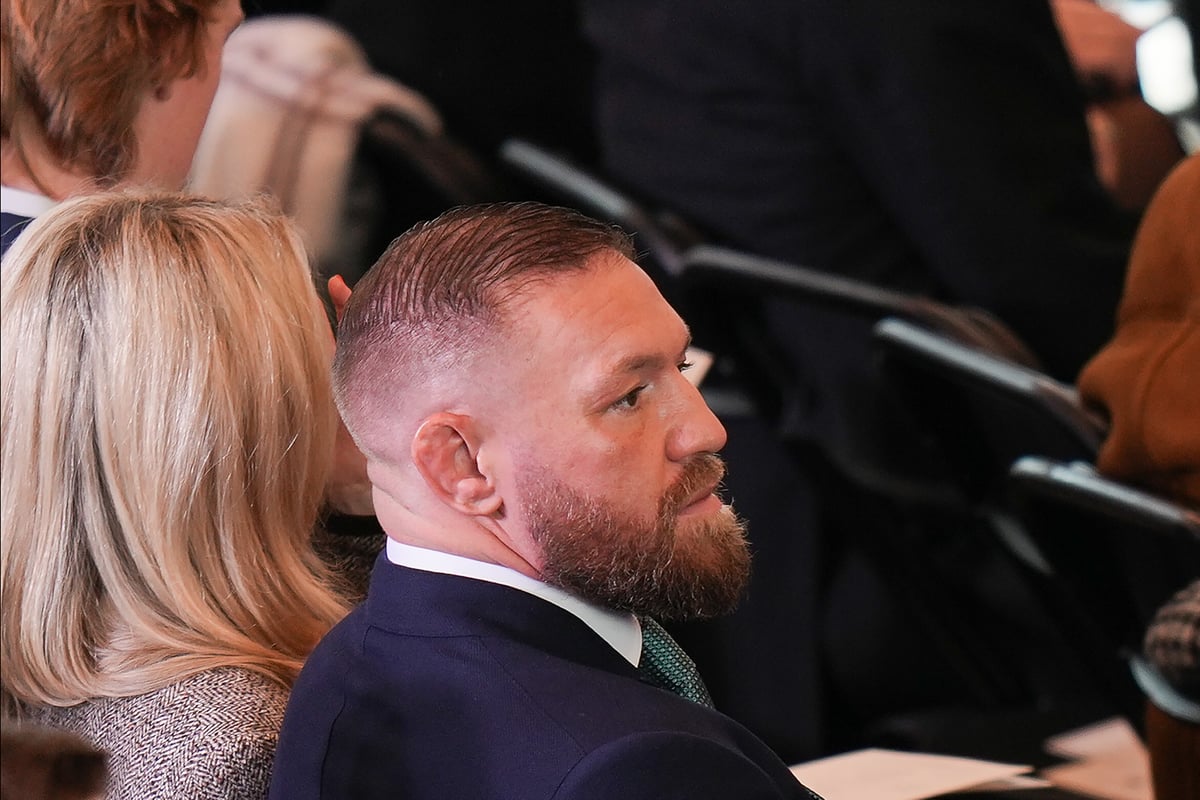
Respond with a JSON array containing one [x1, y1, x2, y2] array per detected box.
[[385, 539, 643, 667], [0, 185, 57, 218]]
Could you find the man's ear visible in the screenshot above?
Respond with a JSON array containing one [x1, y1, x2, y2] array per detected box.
[[411, 413, 502, 516]]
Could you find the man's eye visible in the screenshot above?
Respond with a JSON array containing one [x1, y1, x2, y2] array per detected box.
[[678, 360, 695, 373], [613, 386, 646, 410]]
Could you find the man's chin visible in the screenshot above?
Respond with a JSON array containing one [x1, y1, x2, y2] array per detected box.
[[645, 509, 751, 621], [523, 468, 750, 620]]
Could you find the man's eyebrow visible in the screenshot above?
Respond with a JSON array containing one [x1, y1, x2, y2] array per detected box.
[[609, 352, 668, 375], [605, 331, 693, 376]]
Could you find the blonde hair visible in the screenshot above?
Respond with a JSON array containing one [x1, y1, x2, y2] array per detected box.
[[1, 192, 349, 713]]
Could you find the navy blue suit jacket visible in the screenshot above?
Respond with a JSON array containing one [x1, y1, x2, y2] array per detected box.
[[270, 557, 818, 799]]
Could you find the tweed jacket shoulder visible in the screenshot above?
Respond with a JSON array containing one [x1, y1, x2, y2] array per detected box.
[[1144, 579, 1200, 699], [312, 518, 386, 605], [25, 667, 288, 800]]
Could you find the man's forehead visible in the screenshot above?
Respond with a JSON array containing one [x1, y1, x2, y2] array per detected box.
[[518, 253, 673, 321], [510, 256, 689, 370]]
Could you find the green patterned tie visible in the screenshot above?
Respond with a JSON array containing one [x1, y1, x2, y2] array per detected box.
[[637, 616, 715, 708]]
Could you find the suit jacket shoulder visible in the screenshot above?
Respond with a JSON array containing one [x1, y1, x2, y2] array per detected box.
[[271, 558, 813, 799], [553, 731, 824, 800]]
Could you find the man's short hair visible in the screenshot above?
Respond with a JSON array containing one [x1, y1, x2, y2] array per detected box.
[[1, 0, 223, 183], [333, 202, 634, 457]]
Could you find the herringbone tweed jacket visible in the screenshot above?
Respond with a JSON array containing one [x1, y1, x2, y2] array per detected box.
[[25, 667, 287, 800], [1145, 579, 1200, 700], [12, 526, 385, 799]]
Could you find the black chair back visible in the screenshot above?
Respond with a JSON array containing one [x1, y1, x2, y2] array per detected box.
[[682, 245, 1038, 364], [1004, 456, 1200, 725], [873, 317, 1107, 507], [677, 248, 1047, 510]]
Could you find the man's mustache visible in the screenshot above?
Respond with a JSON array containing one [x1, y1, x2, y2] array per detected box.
[[661, 453, 727, 516]]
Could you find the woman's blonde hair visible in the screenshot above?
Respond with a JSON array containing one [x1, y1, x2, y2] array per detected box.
[[1, 192, 349, 712]]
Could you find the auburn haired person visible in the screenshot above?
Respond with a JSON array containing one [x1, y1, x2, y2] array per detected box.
[[1, 0, 243, 254]]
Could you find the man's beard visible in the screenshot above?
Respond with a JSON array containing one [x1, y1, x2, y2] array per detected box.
[[521, 453, 751, 621]]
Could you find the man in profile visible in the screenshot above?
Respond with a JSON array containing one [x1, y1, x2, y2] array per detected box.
[[270, 202, 820, 799]]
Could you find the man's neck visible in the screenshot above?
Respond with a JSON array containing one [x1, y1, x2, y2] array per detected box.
[[373, 489, 543, 579]]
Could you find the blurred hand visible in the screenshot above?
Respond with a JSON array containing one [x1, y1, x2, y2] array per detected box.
[[1051, 0, 1142, 96], [329, 274, 353, 325], [324, 274, 374, 516]]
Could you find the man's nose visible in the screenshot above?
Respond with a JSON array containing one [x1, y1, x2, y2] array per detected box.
[[668, 381, 728, 461]]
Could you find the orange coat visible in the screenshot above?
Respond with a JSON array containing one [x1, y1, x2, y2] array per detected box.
[[1078, 153, 1200, 506]]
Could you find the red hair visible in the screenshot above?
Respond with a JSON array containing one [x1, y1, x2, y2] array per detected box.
[[1, 0, 221, 184]]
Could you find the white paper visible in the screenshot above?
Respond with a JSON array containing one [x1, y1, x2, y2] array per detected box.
[[788, 748, 1032, 800], [1041, 749, 1152, 800], [1042, 717, 1153, 800], [1043, 716, 1143, 760]]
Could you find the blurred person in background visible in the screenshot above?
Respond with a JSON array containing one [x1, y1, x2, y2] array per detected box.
[[1, 0, 244, 255]]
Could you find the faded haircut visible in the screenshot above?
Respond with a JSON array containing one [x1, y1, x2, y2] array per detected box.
[[333, 202, 633, 459]]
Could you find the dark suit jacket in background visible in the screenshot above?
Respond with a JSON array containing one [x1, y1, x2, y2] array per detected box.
[[269, 558, 817, 799], [583, 0, 1136, 381], [320, 0, 598, 164]]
